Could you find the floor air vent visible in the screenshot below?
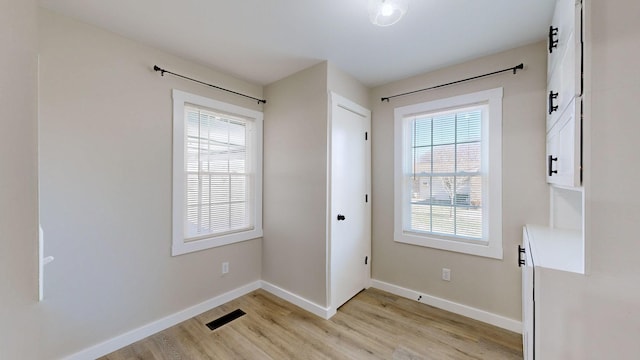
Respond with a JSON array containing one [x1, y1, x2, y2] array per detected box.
[[206, 309, 246, 330]]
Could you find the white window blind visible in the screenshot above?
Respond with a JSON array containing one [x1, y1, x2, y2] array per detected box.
[[185, 106, 254, 240], [407, 107, 484, 240]]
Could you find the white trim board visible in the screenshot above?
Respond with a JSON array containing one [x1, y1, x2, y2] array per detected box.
[[63, 281, 261, 360], [370, 279, 522, 334], [260, 281, 335, 319]]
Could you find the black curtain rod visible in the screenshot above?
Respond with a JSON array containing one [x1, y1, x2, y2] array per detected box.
[[153, 65, 267, 104], [381, 63, 525, 102]]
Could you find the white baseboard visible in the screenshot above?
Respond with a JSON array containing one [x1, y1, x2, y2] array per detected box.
[[64, 281, 261, 360], [370, 279, 522, 334], [260, 280, 335, 319]]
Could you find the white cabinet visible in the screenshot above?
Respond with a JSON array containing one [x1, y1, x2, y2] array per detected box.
[[546, 0, 583, 187], [521, 225, 584, 360]]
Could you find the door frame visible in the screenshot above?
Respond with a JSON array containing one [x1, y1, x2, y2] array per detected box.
[[326, 92, 372, 317]]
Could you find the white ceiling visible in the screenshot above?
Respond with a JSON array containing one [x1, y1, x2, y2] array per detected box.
[[38, 0, 555, 87]]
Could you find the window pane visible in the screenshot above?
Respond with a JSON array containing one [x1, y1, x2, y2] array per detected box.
[[411, 176, 431, 203], [230, 175, 247, 202], [230, 203, 249, 230], [432, 113, 456, 145], [431, 205, 454, 235], [228, 121, 246, 146], [410, 203, 431, 233], [208, 204, 230, 234], [431, 176, 454, 205], [469, 175, 482, 207], [456, 110, 482, 143], [413, 147, 431, 175], [432, 145, 455, 174], [209, 116, 229, 144], [454, 176, 472, 206], [229, 147, 246, 173], [208, 151, 228, 173], [211, 175, 229, 204], [186, 174, 199, 206], [186, 205, 198, 235], [456, 142, 481, 173], [456, 208, 482, 239], [413, 117, 432, 147]]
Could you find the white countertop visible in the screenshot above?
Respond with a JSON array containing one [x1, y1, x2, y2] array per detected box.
[[524, 224, 584, 274]]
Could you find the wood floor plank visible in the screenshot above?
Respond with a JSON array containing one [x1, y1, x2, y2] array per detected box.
[[99, 288, 522, 360]]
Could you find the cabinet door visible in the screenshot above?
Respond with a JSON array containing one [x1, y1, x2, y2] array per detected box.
[[547, 99, 580, 187], [547, 0, 580, 79], [522, 228, 535, 360], [547, 0, 582, 132]]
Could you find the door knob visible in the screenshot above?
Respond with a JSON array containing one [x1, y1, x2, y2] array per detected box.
[[337, 214, 346, 221]]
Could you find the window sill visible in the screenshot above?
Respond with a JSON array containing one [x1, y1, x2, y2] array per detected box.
[[394, 231, 503, 259], [172, 228, 263, 256]]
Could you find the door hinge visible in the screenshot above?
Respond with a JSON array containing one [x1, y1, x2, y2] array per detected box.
[[365, 132, 368, 140], [365, 256, 368, 265]]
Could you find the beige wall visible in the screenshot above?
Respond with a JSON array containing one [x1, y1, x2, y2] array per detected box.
[[327, 63, 371, 111], [37, 9, 262, 358], [0, 0, 40, 358], [263, 62, 330, 306], [370, 42, 549, 320], [262, 61, 370, 308]]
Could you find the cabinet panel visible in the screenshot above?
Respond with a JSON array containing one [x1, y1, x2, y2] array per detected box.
[[547, 0, 582, 132], [547, 99, 580, 187], [547, 0, 580, 78]]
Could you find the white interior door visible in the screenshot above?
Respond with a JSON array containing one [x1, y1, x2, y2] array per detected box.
[[330, 93, 371, 311]]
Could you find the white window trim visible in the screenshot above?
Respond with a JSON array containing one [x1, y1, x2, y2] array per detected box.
[[394, 87, 503, 259], [172, 89, 263, 256]]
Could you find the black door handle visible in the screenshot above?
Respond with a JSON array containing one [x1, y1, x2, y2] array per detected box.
[[548, 26, 559, 53], [337, 214, 346, 221], [518, 245, 526, 267], [548, 91, 559, 114], [548, 155, 558, 176]]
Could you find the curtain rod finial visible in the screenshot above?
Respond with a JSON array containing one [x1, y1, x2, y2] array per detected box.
[[153, 65, 166, 76], [513, 63, 525, 74]]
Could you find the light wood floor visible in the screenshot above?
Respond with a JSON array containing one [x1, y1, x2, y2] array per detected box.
[[100, 288, 522, 360]]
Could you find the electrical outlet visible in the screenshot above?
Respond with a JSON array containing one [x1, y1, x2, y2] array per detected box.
[[222, 262, 229, 274], [442, 268, 451, 281]]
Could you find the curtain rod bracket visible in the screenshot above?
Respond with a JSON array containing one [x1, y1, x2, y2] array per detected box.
[[153, 65, 266, 104]]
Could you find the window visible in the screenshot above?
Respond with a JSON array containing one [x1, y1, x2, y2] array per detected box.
[[394, 88, 502, 259], [172, 90, 263, 256]]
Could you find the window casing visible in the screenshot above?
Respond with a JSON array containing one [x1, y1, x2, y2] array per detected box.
[[172, 90, 263, 256], [394, 88, 502, 259]]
